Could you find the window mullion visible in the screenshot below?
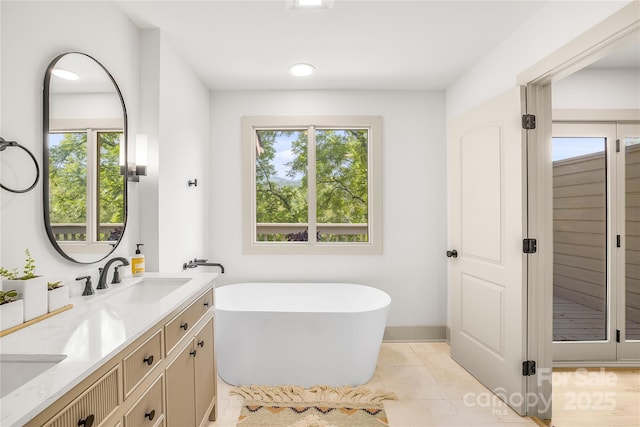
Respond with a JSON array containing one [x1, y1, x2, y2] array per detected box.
[[87, 129, 98, 243], [308, 126, 317, 244]]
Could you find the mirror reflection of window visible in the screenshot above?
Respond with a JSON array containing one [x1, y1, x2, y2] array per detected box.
[[47, 130, 125, 244], [48, 132, 88, 241]]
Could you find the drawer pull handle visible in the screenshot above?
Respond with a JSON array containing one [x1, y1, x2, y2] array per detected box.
[[78, 414, 95, 427], [190, 349, 197, 357], [180, 322, 189, 331], [145, 409, 156, 421], [204, 301, 210, 307], [143, 355, 154, 366], [197, 340, 205, 348]]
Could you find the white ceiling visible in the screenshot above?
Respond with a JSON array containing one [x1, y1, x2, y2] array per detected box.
[[115, 0, 550, 91]]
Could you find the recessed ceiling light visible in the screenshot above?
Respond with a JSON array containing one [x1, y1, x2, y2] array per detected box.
[[289, 63, 315, 77], [286, 0, 333, 10], [52, 69, 79, 80]]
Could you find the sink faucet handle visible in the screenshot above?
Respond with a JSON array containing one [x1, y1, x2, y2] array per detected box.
[[111, 266, 122, 284], [76, 276, 94, 296], [194, 258, 207, 263]]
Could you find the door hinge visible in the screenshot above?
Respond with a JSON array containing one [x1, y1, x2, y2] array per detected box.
[[523, 238, 537, 254], [522, 360, 536, 376], [616, 139, 620, 153], [617, 235, 621, 248], [522, 114, 536, 130], [616, 329, 621, 343]]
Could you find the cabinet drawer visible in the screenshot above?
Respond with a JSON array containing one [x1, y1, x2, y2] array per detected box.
[[44, 365, 119, 427], [124, 375, 164, 427], [123, 329, 163, 398], [165, 289, 213, 354]]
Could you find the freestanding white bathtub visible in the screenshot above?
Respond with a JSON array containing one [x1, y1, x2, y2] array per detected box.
[[215, 282, 391, 387]]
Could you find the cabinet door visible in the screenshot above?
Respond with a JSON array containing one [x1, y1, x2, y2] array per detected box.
[[44, 366, 119, 427], [165, 343, 195, 427], [194, 318, 216, 424]]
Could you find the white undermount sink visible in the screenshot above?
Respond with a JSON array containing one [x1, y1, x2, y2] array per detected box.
[[0, 354, 67, 398], [95, 278, 190, 304]]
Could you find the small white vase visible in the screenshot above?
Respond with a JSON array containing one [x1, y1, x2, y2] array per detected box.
[[0, 299, 24, 330], [4, 276, 47, 322], [48, 285, 69, 312]]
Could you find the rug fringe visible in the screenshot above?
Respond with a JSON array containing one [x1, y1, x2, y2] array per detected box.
[[231, 384, 397, 406]]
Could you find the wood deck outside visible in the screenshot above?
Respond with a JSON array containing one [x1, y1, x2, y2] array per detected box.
[[554, 296, 640, 341]]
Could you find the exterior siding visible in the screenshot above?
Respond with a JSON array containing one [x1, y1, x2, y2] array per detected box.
[[553, 152, 606, 311], [626, 144, 640, 323], [553, 144, 640, 323]]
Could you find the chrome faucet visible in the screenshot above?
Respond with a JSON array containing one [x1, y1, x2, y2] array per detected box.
[[97, 257, 130, 290]]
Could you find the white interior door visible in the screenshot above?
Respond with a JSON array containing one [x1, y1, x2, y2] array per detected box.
[[448, 87, 527, 415]]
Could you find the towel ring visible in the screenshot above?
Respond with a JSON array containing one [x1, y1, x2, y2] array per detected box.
[[0, 137, 40, 193]]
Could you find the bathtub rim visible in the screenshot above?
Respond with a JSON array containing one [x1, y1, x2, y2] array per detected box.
[[215, 282, 391, 314]]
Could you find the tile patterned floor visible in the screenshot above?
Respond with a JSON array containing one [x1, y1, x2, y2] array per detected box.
[[209, 342, 640, 426], [209, 342, 537, 427]]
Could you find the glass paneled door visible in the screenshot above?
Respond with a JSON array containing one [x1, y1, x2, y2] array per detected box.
[[617, 123, 640, 361], [552, 122, 640, 362]]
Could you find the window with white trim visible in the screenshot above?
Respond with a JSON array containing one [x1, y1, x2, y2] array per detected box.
[[242, 116, 382, 254]]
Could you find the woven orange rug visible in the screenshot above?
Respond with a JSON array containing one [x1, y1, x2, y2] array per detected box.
[[231, 385, 396, 427]]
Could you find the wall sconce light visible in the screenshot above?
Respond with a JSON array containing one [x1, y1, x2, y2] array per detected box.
[[121, 134, 148, 182], [134, 134, 148, 177]]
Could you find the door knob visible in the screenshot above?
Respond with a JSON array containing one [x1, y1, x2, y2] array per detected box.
[[446, 250, 458, 258]]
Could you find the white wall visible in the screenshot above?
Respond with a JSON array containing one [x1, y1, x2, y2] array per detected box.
[[210, 90, 447, 327], [156, 33, 211, 272], [0, 2, 3, 264], [446, 0, 632, 120], [138, 29, 210, 273], [0, 1, 140, 287], [553, 68, 640, 110], [0, 3, 210, 288]]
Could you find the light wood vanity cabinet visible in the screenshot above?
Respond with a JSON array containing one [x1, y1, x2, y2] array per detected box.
[[25, 284, 216, 427], [166, 318, 216, 427], [194, 319, 216, 425], [124, 375, 164, 427], [165, 288, 213, 354], [123, 329, 163, 399], [42, 365, 120, 427]]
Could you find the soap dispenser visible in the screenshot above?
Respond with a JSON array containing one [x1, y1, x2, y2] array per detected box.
[[131, 243, 145, 277]]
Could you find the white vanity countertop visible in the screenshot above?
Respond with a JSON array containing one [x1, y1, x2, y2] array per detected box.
[[0, 272, 217, 427]]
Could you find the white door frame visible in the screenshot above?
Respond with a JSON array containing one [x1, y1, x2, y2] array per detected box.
[[518, 1, 640, 419]]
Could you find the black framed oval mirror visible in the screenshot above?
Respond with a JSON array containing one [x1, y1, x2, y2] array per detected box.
[[43, 52, 128, 264]]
